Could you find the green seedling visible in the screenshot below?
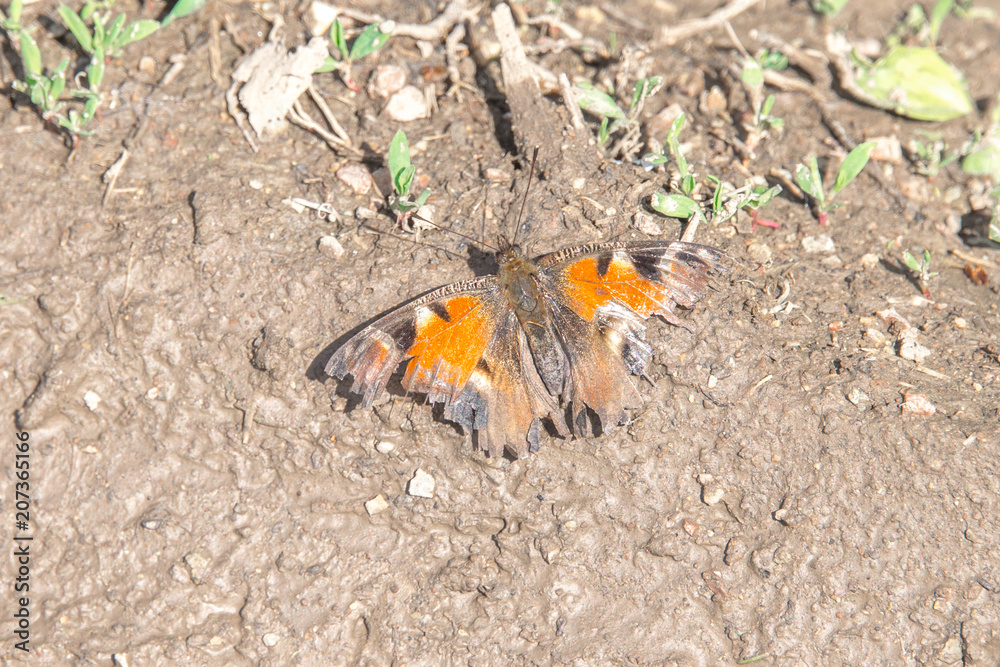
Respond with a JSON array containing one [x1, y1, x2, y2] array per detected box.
[[854, 46, 973, 121], [576, 76, 663, 158], [812, 0, 851, 16], [317, 18, 392, 92], [961, 134, 1000, 180], [706, 176, 782, 229], [387, 130, 431, 227], [895, 246, 939, 298], [4, 0, 200, 139], [909, 131, 960, 178], [58, 3, 159, 64], [647, 113, 705, 228], [795, 141, 877, 225], [643, 113, 695, 194], [0, 0, 25, 38], [739, 57, 784, 156]]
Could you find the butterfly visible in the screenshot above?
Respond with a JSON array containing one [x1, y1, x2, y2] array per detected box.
[[325, 235, 727, 458]]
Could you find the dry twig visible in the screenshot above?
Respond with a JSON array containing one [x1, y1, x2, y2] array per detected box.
[[659, 0, 766, 45]]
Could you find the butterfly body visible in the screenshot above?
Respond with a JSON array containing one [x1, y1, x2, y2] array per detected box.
[[326, 239, 726, 458]]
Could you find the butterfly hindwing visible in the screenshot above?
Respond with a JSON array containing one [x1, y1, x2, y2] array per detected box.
[[535, 241, 726, 434]]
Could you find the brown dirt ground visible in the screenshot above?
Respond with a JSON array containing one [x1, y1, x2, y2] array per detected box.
[[2, 0, 1000, 664]]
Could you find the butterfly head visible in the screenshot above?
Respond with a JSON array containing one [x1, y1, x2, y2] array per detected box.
[[495, 234, 527, 266]]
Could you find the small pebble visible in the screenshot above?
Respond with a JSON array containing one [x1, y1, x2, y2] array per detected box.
[[355, 206, 377, 220], [868, 135, 902, 164], [84, 390, 101, 411], [953, 317, 967, 329], [374, 437, 396, 454], [248, 179, 263, 190], [337, 163, 372, 195], [262, 633, 280, 647], [138, 56, 156, 75], [407, 468, 436, 498], [306, 0, 338, 36], [902, 392, 936, 416], [860, 253, 880, 269], [369, 65, 408, 98], [898, 329, 931, 363], [318, 235, 345, 259], [802, 235, 835, 253], [634, 211, 662, 236], [847, 387, 870, 406], [364, 494, 389, 515], [385, 86, 430, 122], [145, 387, 160, 400], [746, 242, 772, 263]]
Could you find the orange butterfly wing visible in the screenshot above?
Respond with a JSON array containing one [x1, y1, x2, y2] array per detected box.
[[536, 241, 726, 433], [325, 278, 566, 457]]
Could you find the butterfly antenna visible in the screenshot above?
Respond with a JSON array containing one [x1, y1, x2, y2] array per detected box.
[[510, 145, 540, 249], [409, 213, 499, 252], [360, 222, 469, 259]]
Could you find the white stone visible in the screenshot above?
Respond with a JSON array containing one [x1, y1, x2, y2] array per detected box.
[[385, 86, 429, 122], [365, 494, 389, 515], [84, 390, 101, 411], [407, 468, 436, 498], [318, 235, 345, 259], [802, 235, 835, 253], [369, 65, 408, 98], [262, 633, 280, 647], [306, 1, 339, 36], [337, 162, 372, 195]]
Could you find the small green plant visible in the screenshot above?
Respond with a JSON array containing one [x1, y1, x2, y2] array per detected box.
[[2, 0, 201, 139], [387, 130, 431, 227], [795, 142, 877, 225], [812, 0, 851, 16], [739, 57, 784, 156], [576, 76, 663, 158], [647, 113, 782, 230], [317, 18, 392, 92], [893, 245, 939, 298], [909, 131, 960, 178], [706, 177, 782, 229]]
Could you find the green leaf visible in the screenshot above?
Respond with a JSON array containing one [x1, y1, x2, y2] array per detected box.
[[10, 0, 23, 24], [761, 94, 776, 117], [105, 13, 125, 49], [349, 23, 391, 61], [681, 174, 695, 195], [59, 3, 94, 52], [414, 188, 431, 208], [990, 215, 1000, 244], [388, 130, 413, 196], [161, 0, 204, 27], [19, 30, 41, 75], [88, 48, 105, 88], [629, 76, 662, 111], [831, 141, 876, 197], [795, 158, 825, 203], [50, 58, 68, 100], [746, 184, 782, 209], [641, 153, 669, 165], [315, 56, 338, 73], [330, 18, 348, 60], [597, 117, 610, 145], [961, 137, 1000, 178], [650, 193, 702, 220], [575, 82, 625, 120], [812, 0, 851, 15], [741, 60, 764, 89], [117, 19, 160, 49], [92, 13, 106, 50], [928, 0, 954, 44], [855, 46, 974, 121], [759, 50, 787, 71]]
